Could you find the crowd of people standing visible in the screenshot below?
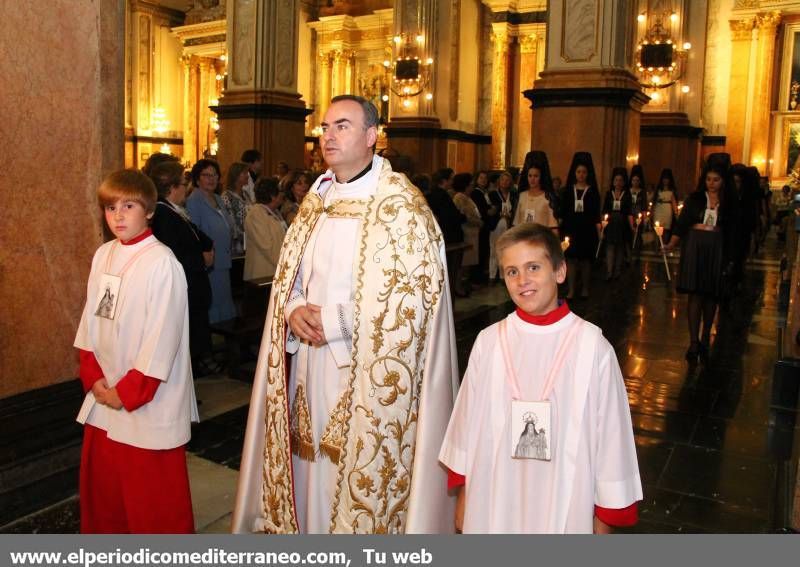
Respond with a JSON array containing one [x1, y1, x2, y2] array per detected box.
[[419, 150, 773, 362], [140, 143, 775, 375]]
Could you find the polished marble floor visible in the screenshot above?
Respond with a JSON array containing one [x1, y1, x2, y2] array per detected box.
[[3, 237, 797, 534]]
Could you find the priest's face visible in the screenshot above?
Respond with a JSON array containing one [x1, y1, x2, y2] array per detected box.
[[320, 100, 378, 177], [500, 242, 566, 316]]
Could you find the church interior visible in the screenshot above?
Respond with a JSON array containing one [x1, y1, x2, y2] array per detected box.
[[2, 0, 800, 533]]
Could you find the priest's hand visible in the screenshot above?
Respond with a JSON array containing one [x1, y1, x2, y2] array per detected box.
[[288, 304, 325, 346], [454, 486, 465, 533]]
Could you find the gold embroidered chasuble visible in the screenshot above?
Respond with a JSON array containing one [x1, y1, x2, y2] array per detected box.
[[231, 158, 458, 534]]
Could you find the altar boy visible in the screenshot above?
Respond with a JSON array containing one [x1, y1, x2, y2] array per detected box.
[[74, 170, 198, 533], [439, 223, 642, 533]]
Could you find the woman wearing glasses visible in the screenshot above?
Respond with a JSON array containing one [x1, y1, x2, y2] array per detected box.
[[186, 159, 236, 323]]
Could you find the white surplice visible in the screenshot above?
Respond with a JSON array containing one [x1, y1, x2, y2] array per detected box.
[[439, 310, 642, 533], [73, 235, 199, 450]]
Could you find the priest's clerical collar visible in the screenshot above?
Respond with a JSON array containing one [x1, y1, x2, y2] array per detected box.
[[338, 160, 373, 184]]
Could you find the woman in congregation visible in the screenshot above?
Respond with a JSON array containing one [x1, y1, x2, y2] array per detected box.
[[653, 168, 679, 245], [665, 160, 737, 361], [628, 164, 647, 260], [602, 167, 634, 281], [730, 164, 761, 284], [452, 173, 483, 297], [559, 152, 602, 299], [220, 162, 250, 256], [149, 161, 217, 374], [514, 151, 559, 234], [488, 171, 518, 281], [244, 177, 288, 282], [185, 159, 237, 324], [280, 170, 313, 225]]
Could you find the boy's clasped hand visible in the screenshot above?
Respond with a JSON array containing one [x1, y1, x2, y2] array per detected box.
[[91, 378, 123, 410]]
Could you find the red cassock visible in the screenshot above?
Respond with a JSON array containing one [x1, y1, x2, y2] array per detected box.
[[78, 350, 194, 534]]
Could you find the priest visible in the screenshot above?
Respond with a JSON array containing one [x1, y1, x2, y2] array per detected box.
[[232, 95, 459, 534]]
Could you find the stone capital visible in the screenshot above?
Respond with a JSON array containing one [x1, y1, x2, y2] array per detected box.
[[729, 18, 756, 41], [491, 22, 512, 45], [519, 33, 538, 54], [755, 11, 781, 31]]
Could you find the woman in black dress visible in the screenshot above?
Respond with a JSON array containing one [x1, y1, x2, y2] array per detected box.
[[602, 167, 634, 280], [149, 160, 215, 372], [665, 162, 737, 360], [628, 164, 647, 260], [560, 152, 602, 298]]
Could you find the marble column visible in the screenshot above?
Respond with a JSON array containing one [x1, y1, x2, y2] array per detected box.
[[750, 11, 781, 173], [1, 0, 124, 399], [182, 55, 198, 165], [725, 18, 756, 165], [216, 0, 311, 172], [490, 23, 512, 170], [386, 0, 444, 174], [318, 52, 333, 121], [199, 58, 214, 157], [517, 33, 539, 168], [524, 0, 647, 186]]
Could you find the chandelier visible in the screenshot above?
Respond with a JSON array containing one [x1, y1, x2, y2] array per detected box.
[[384, 32, 433, 108], [635, 11, 691, 91]]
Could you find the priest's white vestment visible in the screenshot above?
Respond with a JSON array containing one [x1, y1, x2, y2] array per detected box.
[[233, 156, 459, 534]]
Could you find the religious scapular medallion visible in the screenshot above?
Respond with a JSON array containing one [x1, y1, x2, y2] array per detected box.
[[511, 400, 552, 461], [575, 200, 584, 213], [525, 209, 536, 223], [613, 200, 621, 211], [703, 208, 718, 227], [94, 274, 121, 320]]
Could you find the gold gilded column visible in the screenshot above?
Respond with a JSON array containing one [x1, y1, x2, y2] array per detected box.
[[491, 23, 511, 170], [182, 55, 197, 165], [331, 50, 345, 97], [199, 58, 214, 157], [725, 18, 755, 164], [749, 11, 781, 172], [517, 33, 539, 167], [318, 52, 332, 120]]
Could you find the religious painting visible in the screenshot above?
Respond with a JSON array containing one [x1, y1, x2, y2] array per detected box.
[[787, 122, 800, 176], [789, 32, 800, 110]]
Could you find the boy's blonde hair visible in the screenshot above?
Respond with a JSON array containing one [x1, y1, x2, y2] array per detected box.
[[98, 170, 158, 214], [496, 222, 565, 271]]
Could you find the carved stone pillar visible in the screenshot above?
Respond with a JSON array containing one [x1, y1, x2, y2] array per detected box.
[[199, 58, 214, 157], [726, 18, 756, 164], [386, 0, 441, 173], [516, 33, 539, 167], [750, 11, 781, 173], [182, 55, 197, 165], [331, 50, 351, 97], [524, 0, 646, 186], [215, 0, 310, 172], [318, 52, 333, 121], [490, 23, 512, 170]]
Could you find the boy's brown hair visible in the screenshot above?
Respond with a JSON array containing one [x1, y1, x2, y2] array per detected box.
[[98, 170, 158, 214], [496, 222, 565, 271]]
